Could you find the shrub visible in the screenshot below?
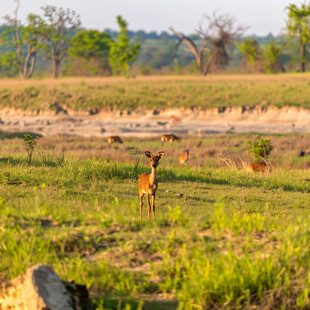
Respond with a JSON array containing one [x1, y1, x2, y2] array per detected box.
[[23, 133, 39, 164], [247, 138, 273, 162]]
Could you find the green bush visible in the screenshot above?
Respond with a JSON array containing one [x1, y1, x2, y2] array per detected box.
[[23, 133, 39, 164], [246, 138, 273, 162]]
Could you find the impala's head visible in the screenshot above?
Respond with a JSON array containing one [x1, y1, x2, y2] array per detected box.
[[145, 151, 165, 168]]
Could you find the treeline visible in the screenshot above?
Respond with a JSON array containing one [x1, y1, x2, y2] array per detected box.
[[0, 3, 140, 79], [104, 29, 183, 41], [0, 1, 310, 78]]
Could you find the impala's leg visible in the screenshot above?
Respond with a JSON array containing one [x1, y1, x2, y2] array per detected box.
[[139, 191, 144, 222], [151, 194, 155, 220], [146, 193, 151, 221]]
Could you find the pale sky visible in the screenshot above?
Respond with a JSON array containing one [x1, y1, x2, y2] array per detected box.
[[0, 0, 296, 36]]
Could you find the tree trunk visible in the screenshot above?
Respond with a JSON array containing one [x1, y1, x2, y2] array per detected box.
[[202, 54, 214, 76], [18, 70, 25, 80], [52, 58, 60, 79], [300, 44, 306, 72], [23, 49, 32, 79], [27, 52, 37, 79], [170, 28, 203, 73]]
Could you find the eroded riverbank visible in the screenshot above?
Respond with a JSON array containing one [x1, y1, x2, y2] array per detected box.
[[0, 106, 309, 137]]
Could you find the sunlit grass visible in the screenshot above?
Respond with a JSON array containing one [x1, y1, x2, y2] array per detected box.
[[0, 74, 310, 112], [0, 134, 310, 308]]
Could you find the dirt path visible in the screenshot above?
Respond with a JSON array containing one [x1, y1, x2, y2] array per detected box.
[[0, 106, 309, 137]]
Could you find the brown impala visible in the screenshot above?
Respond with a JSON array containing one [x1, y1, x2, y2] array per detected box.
[[247, 162, 268, 173], [138, 151, 165, 221], [107, 136, 123, 144], [161, 134, 180, 143], [179, 150, 190, 166]]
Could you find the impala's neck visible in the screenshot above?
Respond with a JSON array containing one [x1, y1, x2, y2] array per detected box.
[[149, 166, 157, 185]]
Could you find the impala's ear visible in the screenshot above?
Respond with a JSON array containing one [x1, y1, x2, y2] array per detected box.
[[158, 151, 165, 158], [145, 151, 153, 158]]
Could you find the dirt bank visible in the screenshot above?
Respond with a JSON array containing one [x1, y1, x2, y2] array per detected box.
[[0, 106, 309, 137]]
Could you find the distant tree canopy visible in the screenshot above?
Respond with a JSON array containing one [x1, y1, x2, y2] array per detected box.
[[286, 2, 310, 72], [262, 38, 285, 73], [0, 0, 43, 79], [67, 30, 112, 76], [238, 38, 262, 68], [109, 15, 141, 76], [0, 3, 309, 77], [238, 37, 285, 73], [27, 5, 81, 78], [69, 30, 111, 59]]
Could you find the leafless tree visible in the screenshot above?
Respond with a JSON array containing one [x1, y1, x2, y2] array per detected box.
[[171, 12, 246, 75]]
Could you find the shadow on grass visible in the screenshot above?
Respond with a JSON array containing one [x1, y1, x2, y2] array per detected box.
[[92, 296, 178, 310], [0, 157, 308, 193], [0, 130, 43, 140], [0, 157, 26, 165], [0, 156, 64, 167], [159, 173, 309, 193]]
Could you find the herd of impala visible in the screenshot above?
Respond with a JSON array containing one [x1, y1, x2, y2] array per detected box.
[[107, 133, 269, 221]]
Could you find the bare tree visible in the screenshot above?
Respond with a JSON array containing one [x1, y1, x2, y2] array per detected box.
[[171, 12, 246, 75]]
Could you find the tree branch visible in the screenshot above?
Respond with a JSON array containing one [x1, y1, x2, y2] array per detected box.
[[170, 27, 201, 66]]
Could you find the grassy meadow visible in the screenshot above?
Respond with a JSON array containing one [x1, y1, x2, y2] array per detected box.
[[0, 74, 310, 113], [0, 133, 310, 309]]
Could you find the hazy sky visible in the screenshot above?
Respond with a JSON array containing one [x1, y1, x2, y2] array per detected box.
[[0, 0, 295, 36]]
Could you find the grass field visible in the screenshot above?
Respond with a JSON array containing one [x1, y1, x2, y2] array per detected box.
[[0, 133, 310, 309], [0, 74, 310, 113]]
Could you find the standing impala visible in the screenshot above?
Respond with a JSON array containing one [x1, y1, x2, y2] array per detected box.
[[179, 150, 190, 166], [138, 151, 165, 221]]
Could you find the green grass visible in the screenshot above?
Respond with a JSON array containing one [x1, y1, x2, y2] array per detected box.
[[0, 74, 310, 112], [0, 139, 310, 309]]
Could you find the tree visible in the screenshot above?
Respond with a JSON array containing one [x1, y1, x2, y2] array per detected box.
[[286, 2, 310, 72], [69, 30, 111, 59], [109, 15, 141, 76], [262, 38, 285, 73], [27, 6, 81, 78], [171, 12, 245, 75], [68, 30, 112, 75], [0, 0, 43, 79], [23, 133, 39, 164], [238, 38, 262, 68]]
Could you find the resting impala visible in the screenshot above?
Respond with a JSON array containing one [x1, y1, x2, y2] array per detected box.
[[161, 134, 180, 143], [179, 150, 190, 166], [138, 151, 165, 221], [107, 136, 123, 144], [247, 162, 267, 173]]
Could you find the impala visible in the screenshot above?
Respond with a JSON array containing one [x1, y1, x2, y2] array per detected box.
[[107, 136, 123, 144], [179, 150, 190, 166], [138, 151, 165, 221], [247, 162, 268, 173], [161, 134, 180, 143]]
